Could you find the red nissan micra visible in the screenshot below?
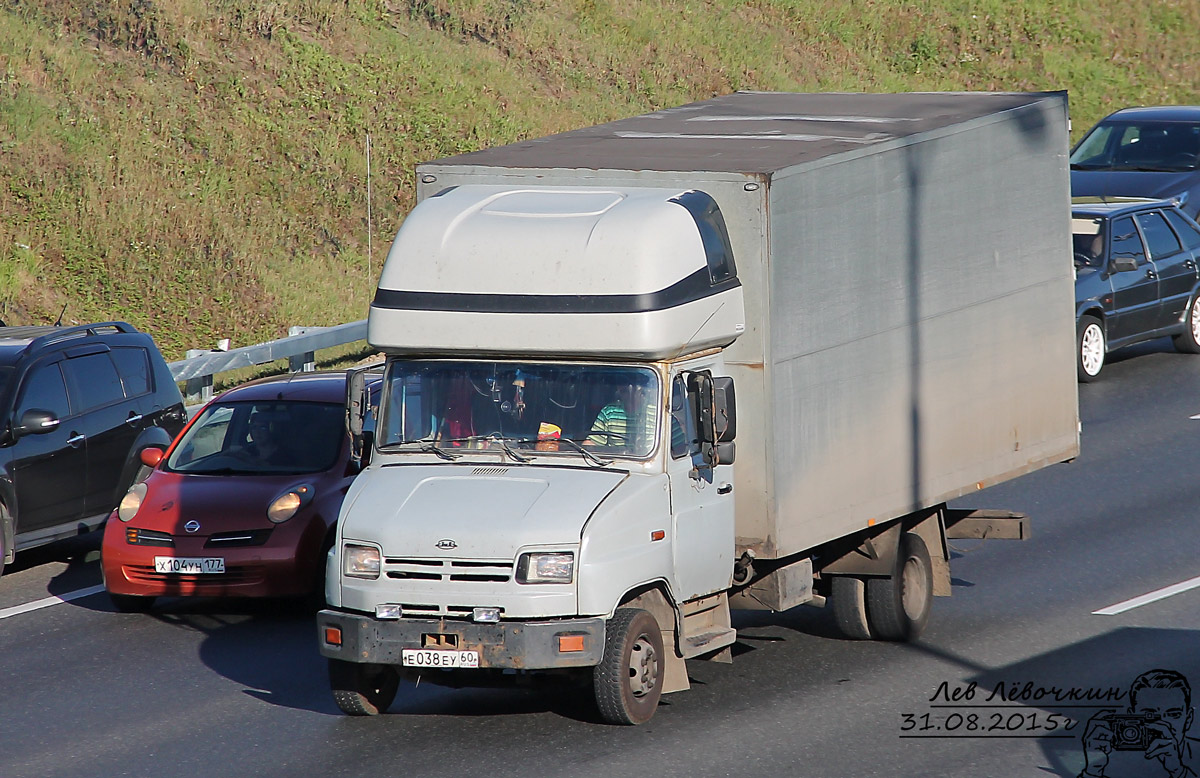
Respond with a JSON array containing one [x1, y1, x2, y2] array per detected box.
[[101, 368, 379, 612]]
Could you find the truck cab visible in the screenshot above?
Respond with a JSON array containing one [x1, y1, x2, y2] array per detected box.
[[319, 185, 743, 723]]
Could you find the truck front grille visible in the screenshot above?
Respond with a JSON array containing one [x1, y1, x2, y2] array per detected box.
[[382, 557, 513, 583], [397, 603, 507, 618]]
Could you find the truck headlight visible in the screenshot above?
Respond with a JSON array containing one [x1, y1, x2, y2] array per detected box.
[[118, 483, 147, 522], [344, 544, 381, 579], [516, 552, 574, 584]]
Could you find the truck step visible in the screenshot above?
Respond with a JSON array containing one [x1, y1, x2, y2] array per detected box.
[[680, 626, 737, 659]]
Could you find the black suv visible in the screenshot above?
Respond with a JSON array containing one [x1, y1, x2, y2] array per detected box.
[[0, 322, 186, 573], [1072, 197, 1200, 380]]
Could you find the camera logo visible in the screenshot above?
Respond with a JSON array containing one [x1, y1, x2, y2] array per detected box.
[[1108, 713, 1162, 752], [1080, 669, 1198, 778]]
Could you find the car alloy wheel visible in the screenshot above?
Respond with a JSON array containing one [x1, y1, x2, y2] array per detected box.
[[1077, 316, 1105, 381]]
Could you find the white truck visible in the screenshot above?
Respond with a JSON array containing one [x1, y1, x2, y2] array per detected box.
[[318, 91, 1080, 724]]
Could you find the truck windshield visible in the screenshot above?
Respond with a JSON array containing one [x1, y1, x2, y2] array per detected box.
[[378, 360, 661, 459]]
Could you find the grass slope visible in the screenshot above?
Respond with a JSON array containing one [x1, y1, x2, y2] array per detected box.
[[1, 0, 1198, 357]]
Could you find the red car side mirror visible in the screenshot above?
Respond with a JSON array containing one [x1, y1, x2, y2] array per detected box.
[[139, 447, 164, 468]]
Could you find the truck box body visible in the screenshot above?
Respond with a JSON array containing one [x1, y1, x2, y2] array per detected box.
[[379, 91, 1080, 561]]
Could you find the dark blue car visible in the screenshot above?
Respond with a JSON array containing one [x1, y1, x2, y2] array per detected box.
[[1072, 197, 1200, 380], [1071, 106, 1200, 220]]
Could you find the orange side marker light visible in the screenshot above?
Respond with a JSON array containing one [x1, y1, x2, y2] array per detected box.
[[558, 634, 585, 653]]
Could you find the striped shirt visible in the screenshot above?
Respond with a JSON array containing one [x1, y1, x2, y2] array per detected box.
[[587, 401, 657, 454]]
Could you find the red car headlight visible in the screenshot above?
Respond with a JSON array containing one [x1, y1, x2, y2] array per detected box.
[[267, 484, 315, 523], [118, 483, 148, 522]]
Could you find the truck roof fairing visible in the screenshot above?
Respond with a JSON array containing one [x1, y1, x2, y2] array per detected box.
[[369, 186, 746, 359]]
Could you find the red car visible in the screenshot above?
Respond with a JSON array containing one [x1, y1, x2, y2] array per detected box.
[[101, 368, 379, 612]]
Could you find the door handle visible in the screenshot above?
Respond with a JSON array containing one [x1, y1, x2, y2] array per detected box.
[[1146, 269, 1157, 279], [717, 483, 733, 495], [1186, 260, 1196, 269], [124, 413, 144, 425], [67, 433, 85, 447]]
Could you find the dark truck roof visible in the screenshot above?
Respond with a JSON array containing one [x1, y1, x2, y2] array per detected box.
[[422, 90, 1067, 175]]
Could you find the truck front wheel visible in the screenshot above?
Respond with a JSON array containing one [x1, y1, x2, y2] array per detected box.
[[866, 532, 933, 641], [593, 608, 664, 725], [329, 659, 399, 716]]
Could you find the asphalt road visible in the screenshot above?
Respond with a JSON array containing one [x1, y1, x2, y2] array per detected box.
[[2, 338, 1199, 778]]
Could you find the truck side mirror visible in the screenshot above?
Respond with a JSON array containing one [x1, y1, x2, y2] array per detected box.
[[346, 365, 380, 466], [713, 376, 736, 442], [687, 372, 717, 468]]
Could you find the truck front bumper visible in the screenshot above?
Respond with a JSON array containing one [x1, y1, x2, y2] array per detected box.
[[317, 609, 606, 669]]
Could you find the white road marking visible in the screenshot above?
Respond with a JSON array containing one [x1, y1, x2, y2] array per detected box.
[[0, 584, 106, 620], [1093, 575, 1200, 615], [1190, 413, 1200, 420]]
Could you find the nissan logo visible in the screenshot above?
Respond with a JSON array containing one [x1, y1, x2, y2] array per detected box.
[[184, 520, 201, 534], [435, 539, 458, 550]]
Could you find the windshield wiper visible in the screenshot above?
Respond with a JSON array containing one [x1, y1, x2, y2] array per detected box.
[[380, 436, 463, 460], [557, 437, 613, 467], [418, 441, 461, 461], [487, 434, 535, 463]]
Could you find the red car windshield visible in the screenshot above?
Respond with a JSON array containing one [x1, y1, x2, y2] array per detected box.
[[166, 400, 346, 475]]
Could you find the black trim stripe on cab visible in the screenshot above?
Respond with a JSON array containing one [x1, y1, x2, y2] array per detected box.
[[371, 268, 740, 315]]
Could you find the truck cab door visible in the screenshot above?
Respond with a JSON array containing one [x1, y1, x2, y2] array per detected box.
[[666, 363, 735, 602]]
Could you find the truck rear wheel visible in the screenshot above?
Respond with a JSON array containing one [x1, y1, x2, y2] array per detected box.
[[866, 532, 933, 641], [593, 608, 664, 725], [831, 576, 873, 640], [329, 659, 399, 716]]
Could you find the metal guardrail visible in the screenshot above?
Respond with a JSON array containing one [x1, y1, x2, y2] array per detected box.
[[168, 320, 368, 405]]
